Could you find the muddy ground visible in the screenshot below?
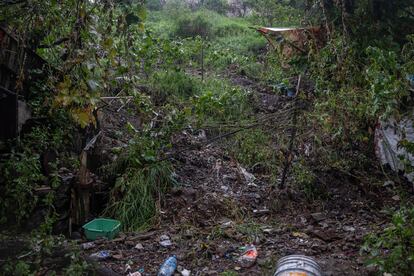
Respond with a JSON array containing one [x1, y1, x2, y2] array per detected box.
[[78, 73, 411, 276], [0, 71, 406, 275]]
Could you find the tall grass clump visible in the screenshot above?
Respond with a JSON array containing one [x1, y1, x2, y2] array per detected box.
[[105, 162, 173, 231], [193, 79, 252, 124], [104, 134, 175, 231], [149, 70, 201, 104]]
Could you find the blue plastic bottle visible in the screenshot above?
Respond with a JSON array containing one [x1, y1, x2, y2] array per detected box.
[[157, 255, 177, 276]]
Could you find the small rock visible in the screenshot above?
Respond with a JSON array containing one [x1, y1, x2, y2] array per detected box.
[[125, 240, 135, 246], [262, 228, 273, 234], [221, 221, 233, 229], [181, 269, 191, 276], [292, 231, 309, 239], [234, 266, 241, 271], [112, 253, 123, 260], [343, 226, 356, 232], [160, 239, 172, 247], [392, 195, 400, 201], [159, 234, 170, 241], [220, 185, 229, 192], [134, 243, 144, 250], [311, 212, 326, 222], [80, 242, 96, 250], [300, 216, 307, 224], [319, 222, 329, 229]]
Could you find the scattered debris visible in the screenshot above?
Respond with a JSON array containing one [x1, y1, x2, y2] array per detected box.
[[157, 255, 177, 276], [375, 113, 414, 183], [159, 235, 173, 247], [237, 164, 256, 184], [238, 245, 258, 268], [80, 242, 96, 250], [89, 250, 111, 261]]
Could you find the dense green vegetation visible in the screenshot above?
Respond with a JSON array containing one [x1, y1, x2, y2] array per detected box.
[[1, 0, 414, 274]]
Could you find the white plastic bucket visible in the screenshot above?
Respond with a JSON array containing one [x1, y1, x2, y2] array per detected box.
[[274, 255, 322, 276]]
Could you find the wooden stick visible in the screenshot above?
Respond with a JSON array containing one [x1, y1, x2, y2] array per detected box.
[[279, 75, 302, 189]]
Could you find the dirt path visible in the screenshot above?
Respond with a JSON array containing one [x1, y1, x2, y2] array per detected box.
[[81, 73, 408, 276]]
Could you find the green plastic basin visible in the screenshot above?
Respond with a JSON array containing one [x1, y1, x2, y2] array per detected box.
[[82, 218, 121, 240]]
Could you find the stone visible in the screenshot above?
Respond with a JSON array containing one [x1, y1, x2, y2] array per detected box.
[[311, 212, 326, 222], [135, 243, 144, 250], [343, 226, 356, 232]]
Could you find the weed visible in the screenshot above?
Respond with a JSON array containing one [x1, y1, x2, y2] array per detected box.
[[193, 79, 252, 124], [149, 70, 201, 104], [104, 134, 176, 230], [292, 161, 319, 201], [0, 151, 44, 224], [105, 162, 173, 231], [175, 13, 213, 39], [236, 221, 262, 243], [220, 271, 238, 276], [362, 206, 414, 275], [228, 128, 276, 172]]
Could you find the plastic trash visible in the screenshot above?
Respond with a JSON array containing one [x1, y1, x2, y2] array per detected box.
[[157, 256, 177, 276], [89, 250, 111, 261], [80, 241, 96, 250], [159, 234, 172, 247], [375, 114, 414, 183], [238, 245, 258, 268]]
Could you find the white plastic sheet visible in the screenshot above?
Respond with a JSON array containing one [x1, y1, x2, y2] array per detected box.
[[375, 114, 414, 182]]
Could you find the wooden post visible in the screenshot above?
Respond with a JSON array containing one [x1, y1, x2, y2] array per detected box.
[[201, 39, 204, 82], [279, 75, 301, 189], [71, 131, 101, 227]]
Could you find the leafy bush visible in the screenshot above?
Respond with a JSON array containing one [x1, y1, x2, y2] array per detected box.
[[229, 128, 276, 172], [291, 161, 323, 200], [365, 46, 409, 119], [362, 207, 414, 275], [175, 14, 213, 38], [149, 70, 201, 104], [193, 80, 252, 123]]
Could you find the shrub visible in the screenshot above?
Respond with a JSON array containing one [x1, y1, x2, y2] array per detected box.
[[203, 0, 229, 15], [229, 128, 276, 172], [193, 80, 251, 123], [175, 14, 213, 38], [149, 70, 201, 104], [362, 207, 414, 275], [104, 134, 175, 230]]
